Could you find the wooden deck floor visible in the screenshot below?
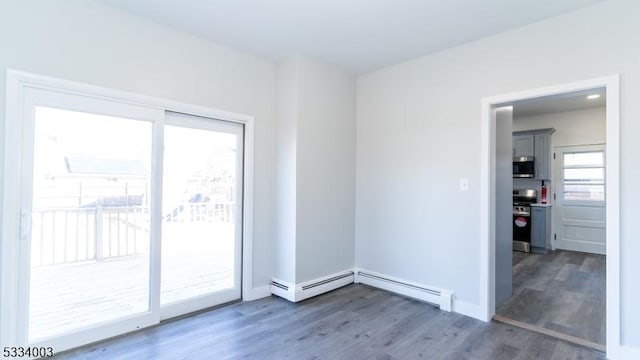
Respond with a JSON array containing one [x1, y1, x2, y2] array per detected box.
[[29, 251, 233, 342]]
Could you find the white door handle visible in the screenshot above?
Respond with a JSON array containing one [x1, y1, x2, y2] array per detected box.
[[20, 209, 31, 241]]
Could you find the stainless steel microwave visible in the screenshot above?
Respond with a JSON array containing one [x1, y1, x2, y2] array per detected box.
[[513, 156, 535, 178]]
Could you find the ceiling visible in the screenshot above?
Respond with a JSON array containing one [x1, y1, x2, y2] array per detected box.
[[96, 0, 603, 74], [510, 88, 607, 118]]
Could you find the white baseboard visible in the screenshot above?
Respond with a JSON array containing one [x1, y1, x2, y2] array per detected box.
[[610, 345, 640, 360], [354, 268, 453, 312], [271, 269, 354, 302], [270, 267, 487, 322], [270, 277, 296, 302], [243, 285, 272, 301]]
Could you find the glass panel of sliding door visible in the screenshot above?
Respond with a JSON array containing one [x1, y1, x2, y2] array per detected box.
[[28, 106, 153, 343], [161, 113, 243, 313]]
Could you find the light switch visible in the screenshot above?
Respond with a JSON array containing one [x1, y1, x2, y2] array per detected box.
[[459, 177, 469, 192]]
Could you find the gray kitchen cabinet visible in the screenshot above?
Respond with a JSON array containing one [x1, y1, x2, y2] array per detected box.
[[531, 205, 551, 253], [512, 134, 534, 157], [513, 128, 555, 179], [534, 133, 551, 180]]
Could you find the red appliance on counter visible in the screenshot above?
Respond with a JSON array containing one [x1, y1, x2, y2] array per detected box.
[[540, 182, 548, 204]]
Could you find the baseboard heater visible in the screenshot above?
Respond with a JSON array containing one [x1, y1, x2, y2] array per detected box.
[[271, 270, 354, 302], [270, 280, 289, 291], [355, 269, 453, 312]]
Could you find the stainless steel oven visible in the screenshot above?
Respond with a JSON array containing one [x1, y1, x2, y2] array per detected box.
[[513, 189, 537, 253], [513, 156, 535, 178]]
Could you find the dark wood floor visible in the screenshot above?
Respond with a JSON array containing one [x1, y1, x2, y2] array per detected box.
[[57, 284, 604, 359], [497, 250, 606, 345]]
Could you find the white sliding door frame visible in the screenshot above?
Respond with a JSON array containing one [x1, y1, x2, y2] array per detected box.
[[15, 85, 162, 351], [1, 69, 256, 353], [160, 111, 244, 320]]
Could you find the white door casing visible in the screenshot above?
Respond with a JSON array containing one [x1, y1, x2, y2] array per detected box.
[[480, 74, 620, 358]]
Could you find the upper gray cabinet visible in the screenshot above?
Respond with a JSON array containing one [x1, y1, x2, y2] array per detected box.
[[513, 128, 555, 180], [513, 135, 534, 157], [534, 133, 551, 180]]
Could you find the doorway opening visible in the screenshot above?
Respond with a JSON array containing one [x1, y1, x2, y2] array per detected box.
[[480, 76, 620, 357]]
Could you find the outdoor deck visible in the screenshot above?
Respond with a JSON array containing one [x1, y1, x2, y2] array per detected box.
[[28, 219, 235, 342]]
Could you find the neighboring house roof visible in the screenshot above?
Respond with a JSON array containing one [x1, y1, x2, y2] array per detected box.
[[65, 156, 147, 176]]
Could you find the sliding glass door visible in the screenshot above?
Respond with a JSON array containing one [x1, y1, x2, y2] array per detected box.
[[5, 83, 245, 352], [28, 106, 154, 343], [160, 112, 243, 318], [13, 87, 163, 351]]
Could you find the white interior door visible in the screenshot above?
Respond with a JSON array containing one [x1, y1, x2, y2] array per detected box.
[[160, 112, 243, 319], [554, 145, 606, 254]]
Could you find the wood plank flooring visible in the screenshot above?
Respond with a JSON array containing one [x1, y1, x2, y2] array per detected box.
[[496, 250, 606, 346], [57, 284, 605, 359]]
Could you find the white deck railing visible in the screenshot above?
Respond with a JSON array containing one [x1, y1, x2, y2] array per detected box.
[[164, 201, 235, 223], [30, 202, 234, 267]]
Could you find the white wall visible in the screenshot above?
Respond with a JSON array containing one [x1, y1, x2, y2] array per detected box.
[[275, 56, 356, 284], [514, 107, 606, 147], [274, 59, 298, 282], [356, 0, 640, 349], [295, 57, 356, 283], [0, 0, 276, 291]]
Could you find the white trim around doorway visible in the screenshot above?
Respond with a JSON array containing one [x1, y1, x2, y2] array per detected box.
[[479, 75, 620, 357]]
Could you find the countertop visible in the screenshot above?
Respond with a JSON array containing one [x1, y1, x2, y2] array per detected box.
[[530, 203, 551, 207]]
